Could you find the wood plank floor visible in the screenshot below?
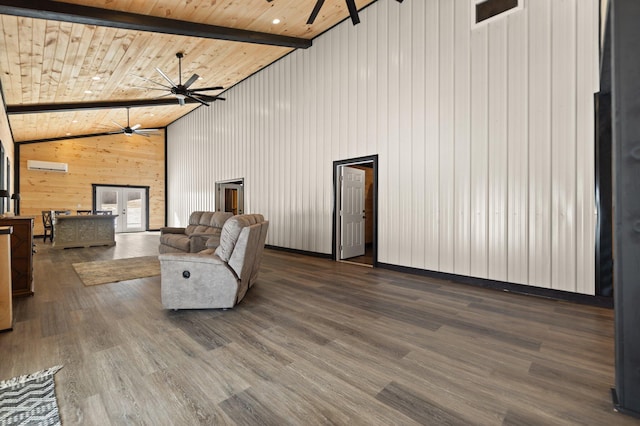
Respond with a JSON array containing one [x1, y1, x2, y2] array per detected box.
[[0, 232, 636, 425]]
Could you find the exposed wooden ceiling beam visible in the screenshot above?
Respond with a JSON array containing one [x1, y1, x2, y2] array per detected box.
[[6, 98, 209, 115], [0, 0, 312, 49]]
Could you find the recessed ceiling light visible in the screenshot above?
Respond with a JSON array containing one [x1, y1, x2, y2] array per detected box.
[[66, 132, 71, 136], [84, 90, 92, 94], [92, 76, 101, 81], [72, 120, 78, 123], [272, 18, 281, 24]]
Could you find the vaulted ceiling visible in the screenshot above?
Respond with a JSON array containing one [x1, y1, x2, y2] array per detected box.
[[0, 0, 377, 142]]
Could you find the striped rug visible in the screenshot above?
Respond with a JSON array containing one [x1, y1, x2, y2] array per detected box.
[[0, 365, 63, 425]]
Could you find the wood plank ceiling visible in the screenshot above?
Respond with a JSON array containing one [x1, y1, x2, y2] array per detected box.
[[0, 0, 376, 142]]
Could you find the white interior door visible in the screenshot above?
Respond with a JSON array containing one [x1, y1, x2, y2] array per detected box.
[[340, 166, 366, 259], [95, 186, 147, 233]]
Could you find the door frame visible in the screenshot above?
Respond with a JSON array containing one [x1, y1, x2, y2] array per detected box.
[[92, 184, 150, 232], [332, 155, 378, 266], [216, 178, 245, 215]]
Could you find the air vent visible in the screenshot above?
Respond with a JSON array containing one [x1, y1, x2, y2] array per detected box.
[[27, 160, 68, 172], [473, 0, 522, 27]]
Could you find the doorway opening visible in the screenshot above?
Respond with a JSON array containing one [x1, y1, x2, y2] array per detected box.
[[93, 184, 149, 233], [216, 178, 244, 216], [333, 155, 378, 267]]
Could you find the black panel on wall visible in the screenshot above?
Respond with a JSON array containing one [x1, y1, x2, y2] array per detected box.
[[611, 0, 640, 418], [595, 93, 613, 297]]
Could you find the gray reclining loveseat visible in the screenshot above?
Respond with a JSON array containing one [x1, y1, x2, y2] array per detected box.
[[158, 214, 269, 309]]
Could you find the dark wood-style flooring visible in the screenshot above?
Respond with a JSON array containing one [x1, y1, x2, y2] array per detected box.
[[0, 232, 636, 425]]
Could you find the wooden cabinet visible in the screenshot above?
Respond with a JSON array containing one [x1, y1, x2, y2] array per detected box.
[[0, 217, 34, 297]]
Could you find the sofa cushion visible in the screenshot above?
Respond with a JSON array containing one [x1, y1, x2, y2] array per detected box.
[[159, 233, 191, 252], [211, 212, 233, 227], [185, 212, 233, 236], [189, 211, 206, 225]]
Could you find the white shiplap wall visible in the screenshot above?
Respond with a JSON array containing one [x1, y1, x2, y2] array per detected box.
[[167, 0, 599, 294]]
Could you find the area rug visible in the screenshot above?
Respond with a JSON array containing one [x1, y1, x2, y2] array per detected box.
[[0, 365, 64, 425], [72, 256, 160, 286]]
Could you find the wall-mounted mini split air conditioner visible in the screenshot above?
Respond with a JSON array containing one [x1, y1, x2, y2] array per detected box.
[[27, 160, 68, 172]]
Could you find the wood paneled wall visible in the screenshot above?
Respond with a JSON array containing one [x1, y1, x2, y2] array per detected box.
[[19, 132, 165, 235], [167, 0, 599, 295]]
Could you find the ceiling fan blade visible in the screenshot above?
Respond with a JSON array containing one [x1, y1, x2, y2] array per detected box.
[[307, 0, 325, 24], [133, 129, 160, 137], [185, 93, 210, 106], [131, 124, 142, 130], [136, 130, 160, 137], [345, 0, 360, 25], [184, 73, 200, 89], [189, 86, 224, 92], [156, 67, 177, 87], [111, 120, 125, 130], [197, 94, 225, 102], [129, 74, 172, 89], [153, 93, 174, 100], [131, 85, 169, 92]]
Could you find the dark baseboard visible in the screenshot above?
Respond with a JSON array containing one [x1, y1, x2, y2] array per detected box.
[[264, 245, 613, 308], [265, 245, 332, 259], [378, 262, 613, 308]]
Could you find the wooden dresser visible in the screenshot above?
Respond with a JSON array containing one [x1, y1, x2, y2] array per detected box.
[[0, 217, 34, 297]]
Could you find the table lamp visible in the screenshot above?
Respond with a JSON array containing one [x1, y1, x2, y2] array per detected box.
[[11, 193, 20, 216]]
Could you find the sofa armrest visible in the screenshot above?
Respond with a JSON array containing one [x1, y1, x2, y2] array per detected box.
[[159, 252, 238, 309], [189, 233, 215, 253], [160, 227, 185, 235]]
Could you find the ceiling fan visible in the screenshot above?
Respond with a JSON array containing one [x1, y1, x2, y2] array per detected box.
[[109, 108, 159, 137], [135, 52, 225, 107], [307, 0, 404, 25]]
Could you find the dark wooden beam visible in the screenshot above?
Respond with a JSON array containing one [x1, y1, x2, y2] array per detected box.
[[16, 130, 162, 145], [0, 0, 312, 49], [6, 98, 207, 114]]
